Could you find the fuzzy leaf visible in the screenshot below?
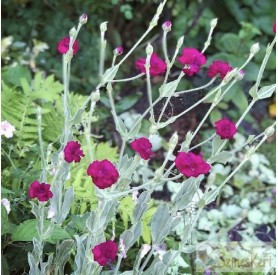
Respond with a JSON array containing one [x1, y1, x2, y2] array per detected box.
[[11, 220, 71, 244]]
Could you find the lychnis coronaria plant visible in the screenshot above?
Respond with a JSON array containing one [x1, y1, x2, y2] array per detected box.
[[25, 2, 276, 275]]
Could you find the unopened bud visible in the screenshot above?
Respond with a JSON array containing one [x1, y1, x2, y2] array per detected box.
[[149, 124, 157, 135], [100, 22, 108, 32], [162, 21, 172, 32], [146, 43, 153, 56], [222, 68, 237, 84], [177, 36, 184, 49], [210, 18, 218, 28], [169, 132, 179, 150], [114, 46, 123, 56], [264, 125, 275, 137], [250, 43, 260, 55], [91, 90, 100, 102], [69, 27, 77, 38], [235, 70, 245, 81], [79, 14, 88, 25]]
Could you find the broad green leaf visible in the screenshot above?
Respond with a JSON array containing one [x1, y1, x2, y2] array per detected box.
[[93, 142, 118, 162], [102, 65, 119, 83], [151, 204, 170, 243], [11, 220, 71, 244], [219, 33, 240, 53], [159, 79, 180, 98], [209, 109, 222, 124], [208, 151, 233, 164], [230, 89, 248, 111], [211, 136, 225, 156], [118, 196, 135, 229], [257, 85, 276, 100], [173, 178, 199, 210]]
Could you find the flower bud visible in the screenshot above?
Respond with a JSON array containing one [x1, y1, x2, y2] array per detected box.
[[264, 125, 275, 137], [146, 43, 153, 56], [210, 18, 218, 28], [69, 27, 77, 38], [162, 21, 172, 32], [235, 70, 245, 81], [113, 46, 123, 56], [79, 14, 88, 25], [169, 132, 178, 150], [100, 22, 108, 32], [91, 90, 100, 102], [177, 36, 184, 49], [250, 43, 260, 55]]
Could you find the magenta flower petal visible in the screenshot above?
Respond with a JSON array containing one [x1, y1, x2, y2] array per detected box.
[[92, 240, 118, 267], [87, 160, 119, 189], [64, 141, 85, 163], [130, 137, 153, 160], [135, 53, 167, 76], [57, 37, 79, 55], [207, 60, 233, 80], [175, 152, 211, 178], [178, 48, 206, 77], [28, 181, 53, 202], [215, 118, 237, 139]]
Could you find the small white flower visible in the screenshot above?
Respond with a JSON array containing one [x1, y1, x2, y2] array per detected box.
[[1, 198, 11, 214], [1, 121, 16, 138]]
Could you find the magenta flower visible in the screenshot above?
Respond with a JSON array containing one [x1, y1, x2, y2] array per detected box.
[[57, 37, 79, 55], [64, 141, 85, 163], [178, 48, 206, 77], [207, 60, 233, 80], [130, 137, 153, 160], [92, 240, 118, 266], [28, 181, 53, 202], [215, 118, 237, 139], [175, 152, 211, 178], [87, 160, 119, 189], [273, 21, 276, 33], [135, 53, 167, 76]]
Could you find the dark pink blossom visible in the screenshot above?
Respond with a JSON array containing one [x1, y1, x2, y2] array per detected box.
[[64, 141, 85, 163], [28, 181, 53, 202], [273, 21, 276, 33], [207, 60, 233, 80], [175, 152, 211, 178], [135, 53, 167, 76], [215, 118, 237, 139], [87, 160, 119, 189], [178, 48, 206, 76], [92, 240, 118, 266], [130, 137, 153, 160], [57, 37, 79, 55]]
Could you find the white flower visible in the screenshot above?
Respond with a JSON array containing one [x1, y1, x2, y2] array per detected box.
[[1, 121, 16, 138], [1, 198, 11, 214]]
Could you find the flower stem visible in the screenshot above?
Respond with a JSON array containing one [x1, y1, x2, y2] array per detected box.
[[111, 73, 145, 82], [113, 256, 122, 275]]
